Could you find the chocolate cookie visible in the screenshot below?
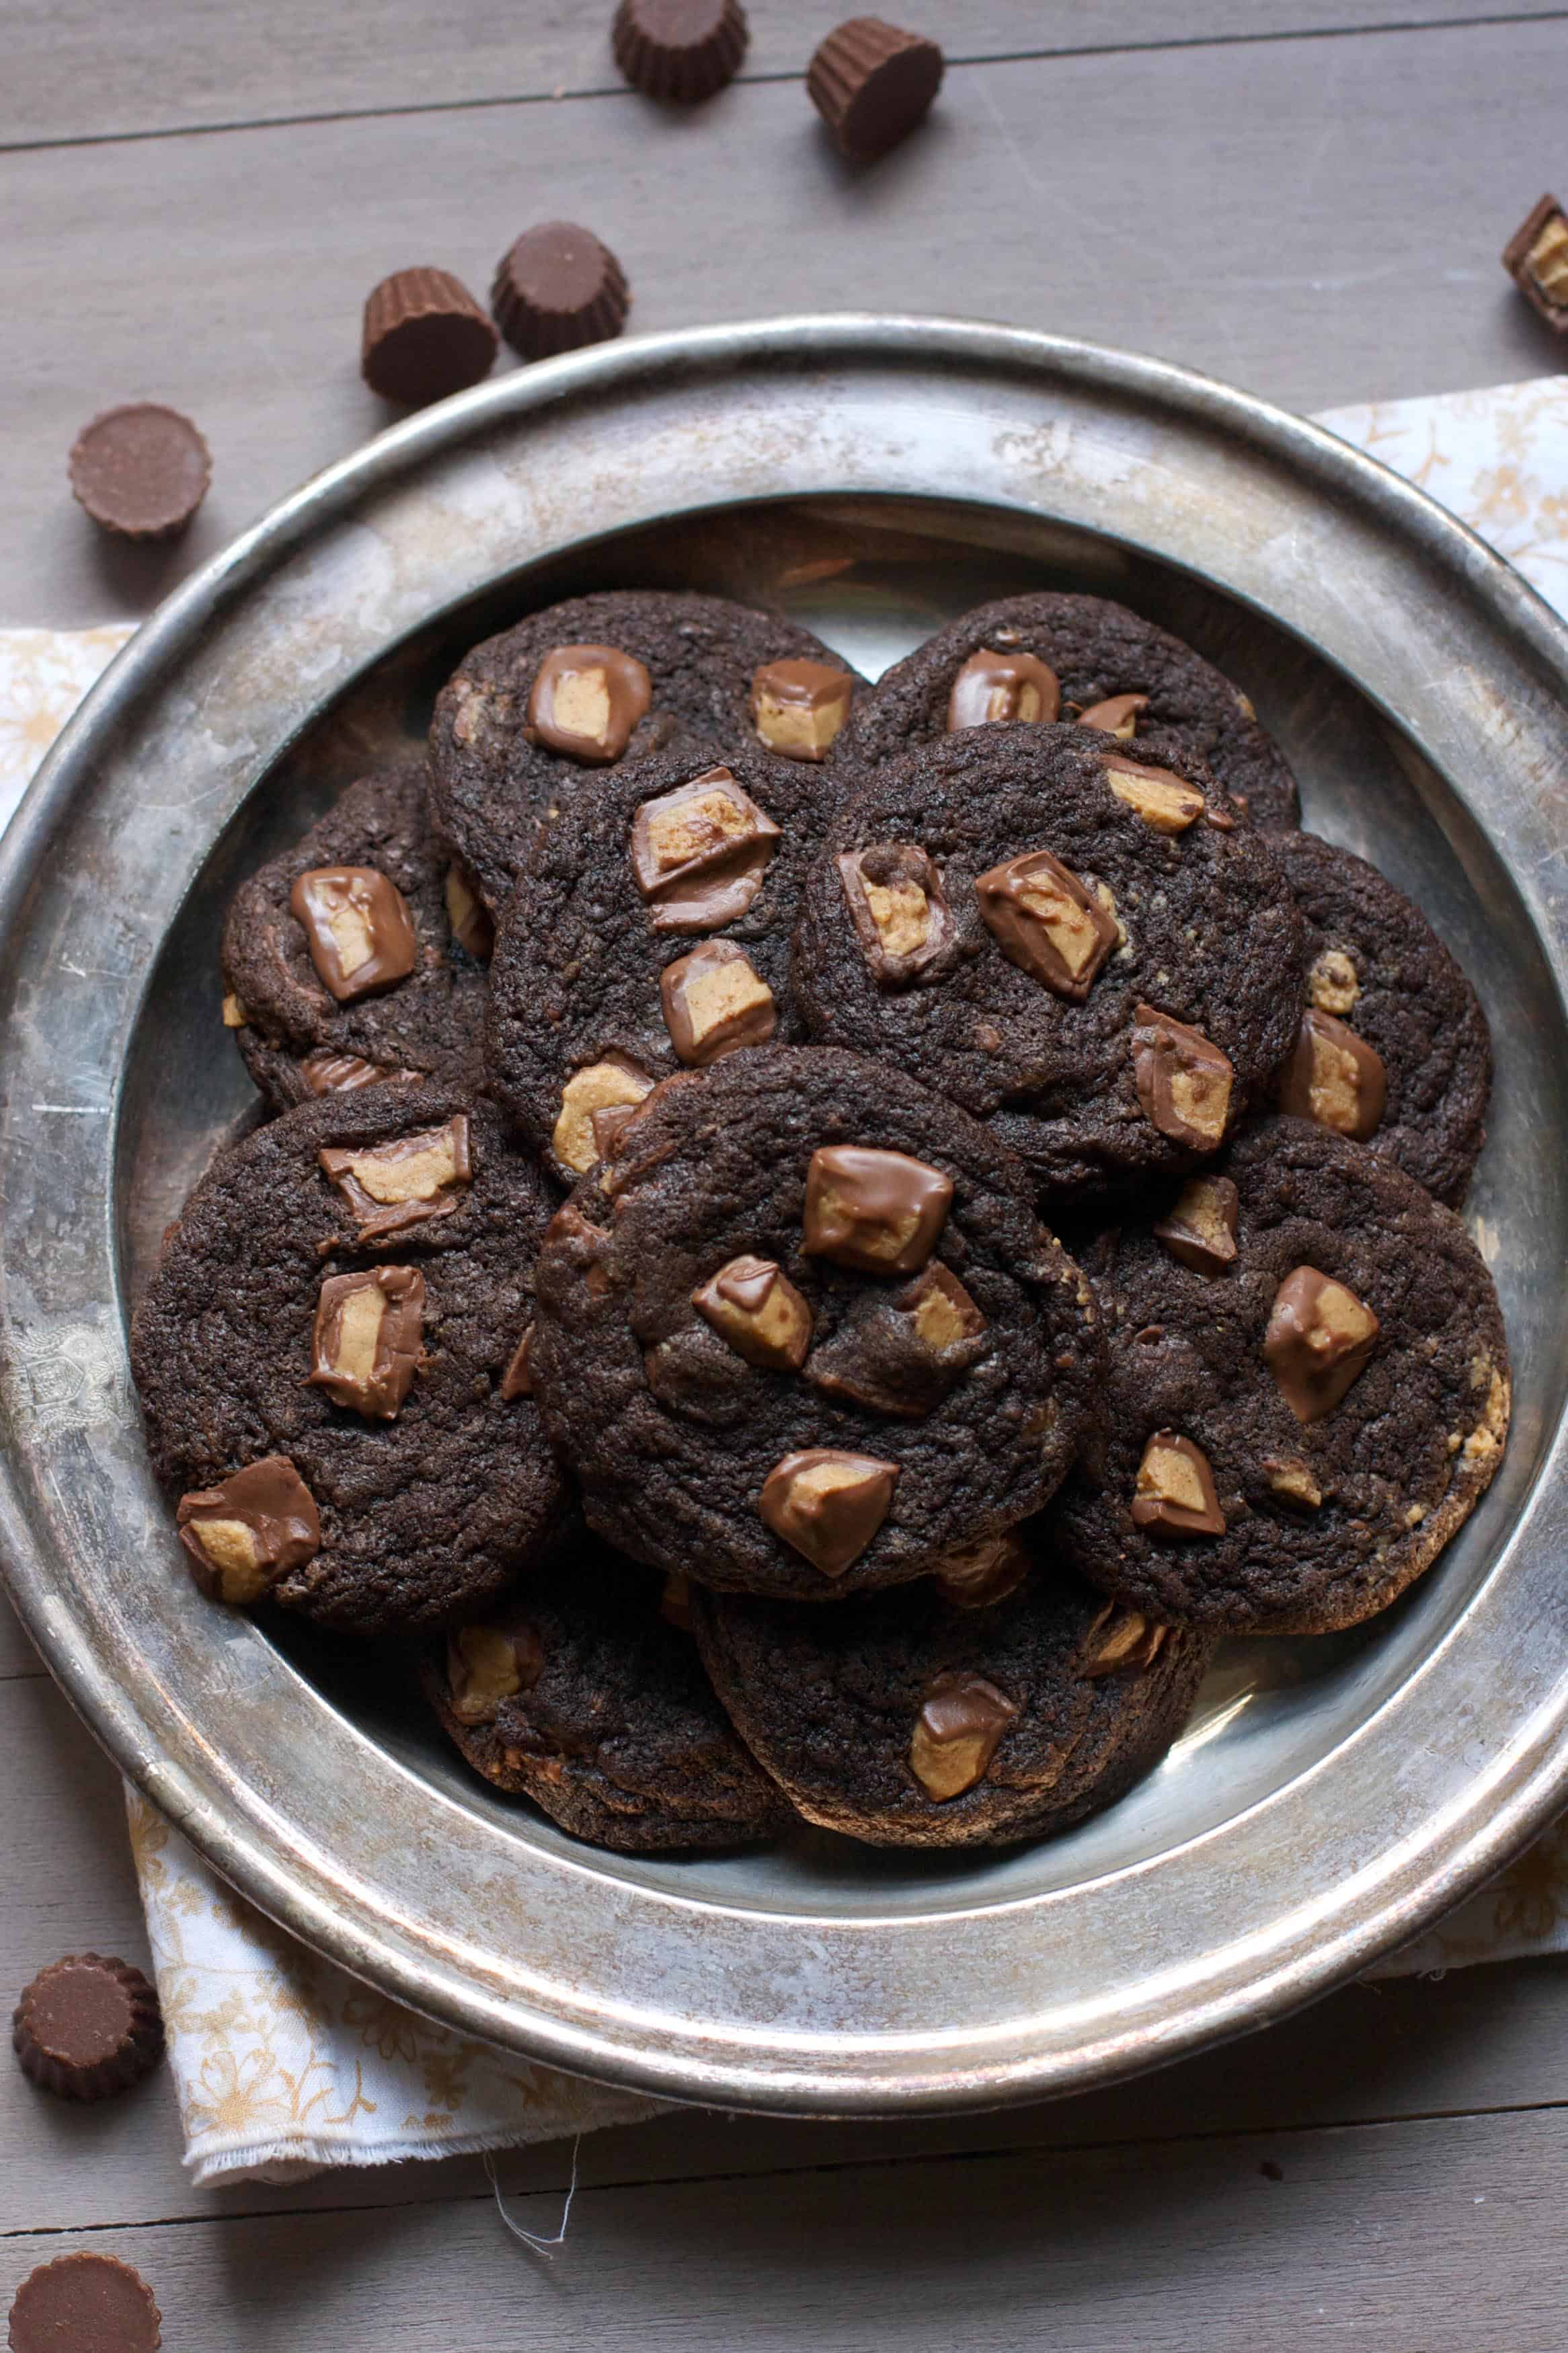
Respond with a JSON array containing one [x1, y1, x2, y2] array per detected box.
[[428, 590, 862, 911], [425, 1522, 790, 1852], [691, 1531, 1211, 1847], [528, 1046, 1105, 1598], [793, 723, 1305, 1204], [130, 1083, 565, 1636], [836, 590, 1300, 830], [486, 742, 844, 1184], [1051, 1116, 1510, 1635], [1273, 831, 1491, 1208], [221, 763, 489, 1112]]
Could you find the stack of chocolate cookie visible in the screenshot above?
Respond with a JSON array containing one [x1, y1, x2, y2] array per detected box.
[[131, 584, 1509, 1855]]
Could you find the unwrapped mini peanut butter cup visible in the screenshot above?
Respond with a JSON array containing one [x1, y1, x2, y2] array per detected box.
[[67, 403, 210, 540], [7, 2256, 161, 2353], [12, 1953, 165, 2101], [806, 16, 944, 162], [492, 222, 630, 360], [612, 0, 748, 101], [361, 266, 499, 407]]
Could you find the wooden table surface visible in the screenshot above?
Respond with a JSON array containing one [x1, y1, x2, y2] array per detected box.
[[4, 4, 1567, 2344]]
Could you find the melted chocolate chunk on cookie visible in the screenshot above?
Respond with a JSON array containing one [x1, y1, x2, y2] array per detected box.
[[424, 1520, 789, 1853], [486, 741, 843, 1182], [793, 723, 1302, 1204], [429, 589, 862, 910], [527, 642, 652, 764], [175, 1455, 320, 1607], [750, 658, 857, 762], [836, 842, 955, 985], [132, 1085, 565, 1636], [1273, 832, 1491, 1206], [222, 763, 487, 1112], [1051, 1116, 1510, 1635], [947, 647, 1061, 730], [691, 1530, 1212, 1848], [838, 590, 1299, 829], [528, 1047, 1104, 1600]]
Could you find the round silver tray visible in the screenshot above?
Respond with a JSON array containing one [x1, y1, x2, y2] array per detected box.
[[1, 318, 1565, 2114]]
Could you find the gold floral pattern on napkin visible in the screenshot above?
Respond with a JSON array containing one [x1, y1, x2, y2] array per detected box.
[[0, 371, 1561, 2182], [126, 1791, 657, 2184]]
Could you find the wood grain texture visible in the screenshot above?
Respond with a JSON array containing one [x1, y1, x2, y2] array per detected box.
[[4, 2, 1563, 146], [1, 18, 1562, 627], [0, 1594, 42, 1679], [6, 2106, 1568, 2350]]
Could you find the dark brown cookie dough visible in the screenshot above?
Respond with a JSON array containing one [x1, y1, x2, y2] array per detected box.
[[486, 742, 845, 1183], [130, 1083, 566, 1637], [428, 590, 862, 911], [528, 1046, 1105, 1599], [1274, 831, 1491, 1208], [838, 591, 1299, 831], [221, 763, 489, 1112], [424, 1521, 791, 1852], [691, 1531, 1212, 1848], [793, 723, 1305, 1204], [1051, 1116, 1510, 1635]]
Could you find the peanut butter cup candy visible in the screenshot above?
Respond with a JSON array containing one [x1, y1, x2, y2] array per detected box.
[[8, 2257, 161, 2353], [793, 722, 1304, 1205], [528, 1046, 1104, 1600], [221, 762, 489, 1112], [491, 221, 629, 360], [130, 1083, 565, 1636], [692, 1531, 1211, 1847], [68, 403, 210, 540], [613, 0, 748, 100], [360, 266, 498, 407], [13, 1955, 164, 2101], [1272, 831, 1491, 1207], [807, 17, 944, 162], [1050, 1116, 1510, 1635], [485, 740, 845, 1182], [425, 1517, 789, 1851], [428, 588, 861, 910], [838, 590, 1299, 830]]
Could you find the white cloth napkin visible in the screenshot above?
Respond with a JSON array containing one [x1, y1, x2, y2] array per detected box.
[[2, 372, 1563, 2182]]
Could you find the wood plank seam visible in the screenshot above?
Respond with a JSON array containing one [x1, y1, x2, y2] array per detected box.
[[0, 8, 1562, 159], [9, 2093, 1568, 2241]]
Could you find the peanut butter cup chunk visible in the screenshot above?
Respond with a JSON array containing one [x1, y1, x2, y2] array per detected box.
[[491, 221, 629, 359], [360, 266, 498, 406], [691, 1531, 1211, 1847], [839, 589, 1299, 829], [1273, 831, 1491, 1206], [424, 1518, 789, 1852], [807, 17, 945, 163], [13, 1955, 164, 2102], [222, 762, 487, 1113], [131, 1084, 565, 1637], [430, 588, 859, 909], [1052, 1116, 1510, 1635], [613, 0, 749, 102], [486, 740, 842, 1180], [528, 1046, 1103, 1600], [795, 722, 1302, 1204], [68, 402, 210, 540]]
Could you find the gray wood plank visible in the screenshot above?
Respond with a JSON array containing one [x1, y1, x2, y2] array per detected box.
[[7, 1665, 1568, 2239], [5, 2107, 1567, 2350], [0, 1593, 43, 1680], [1, 19, 1561, 629], [5, 3, 1564, 147]]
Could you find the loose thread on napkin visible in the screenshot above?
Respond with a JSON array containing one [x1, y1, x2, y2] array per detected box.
[[485, 2136, 582, 2255]]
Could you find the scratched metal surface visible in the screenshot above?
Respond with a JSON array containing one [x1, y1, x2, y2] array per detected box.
[[0, 319, 1565, 2112]]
